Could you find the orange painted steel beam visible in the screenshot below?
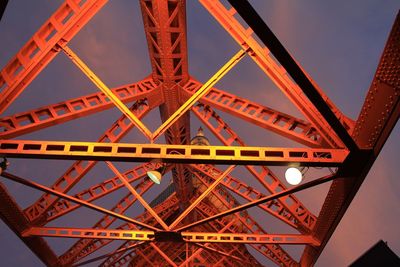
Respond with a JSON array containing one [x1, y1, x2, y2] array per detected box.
[[199, 0, 350, 149], [129, 233, 198, 266], [140, 0, 193, 204], [185, 79, 322, 148], [45, 173, 154, 223], [1, 171, 160, 231], [226, 0, 358, 152], [135, 250, 155, 267], [106, 161, 170, 230], [0, 78, 160, 139], [75, 198, 179, 265], [104, 206, 195, 266], [192, 104, 317, 232], [1, 2, 396, 266], [121, 241, 179, 267], [184, 232, 319, 246], [127, 208, 243, 266], [152, 49, 246, 142], [127, 199, 256, 266], [0, 0, 109, 114], [193, 205, 258, 264], [194, 181, 291, 266], [23, 227, 155, 240], [58, 180, 161, 265], [140, 0, 189, 85], [192, 168, 297, 229], [178, 218, 239, 267], [24, 101, 153, 223], [194, 244, 257, 266], [187, 207, 264, 267], [23, 226, 318, 246], [69, 197, 179, 266], [0, 182, 61, 267], [128, 237, 251, 267], [127, 243, 179, 267], [0, 140, 348, 166], [62, 45, 154, 140], [169, 165, 235, 229], [35, 162, 156, 223], [301, 12, 400, 266], [192, 243, 246, 265], [195, 174, 296, 266], [177, 173, 338, 232], [83, 196, 179, 266], [150, 242, 178, 267], [72, 241, 148, 267], [18, 178, 177, 267]]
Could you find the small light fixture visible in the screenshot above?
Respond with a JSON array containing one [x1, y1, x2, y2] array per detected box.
[[146, 158, 167, 185], [147, 166, 165, 184], [285, 167, 302, 185]]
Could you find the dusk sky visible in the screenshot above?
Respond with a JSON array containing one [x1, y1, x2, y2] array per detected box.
[[0, 1, 399, 266]]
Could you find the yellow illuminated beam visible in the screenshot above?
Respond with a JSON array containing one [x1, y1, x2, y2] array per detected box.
[[61, 45, 153, 141], [169, 165, 235, 230], [106, 161, 170, 231], [151, 49, 247, 142]]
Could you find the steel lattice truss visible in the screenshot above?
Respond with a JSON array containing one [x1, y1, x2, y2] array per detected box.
[[0, 1, 399, 266]]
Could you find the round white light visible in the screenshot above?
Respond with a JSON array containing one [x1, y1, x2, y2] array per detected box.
[[285, 167, 302, 185], [147, 170, 162, 184]]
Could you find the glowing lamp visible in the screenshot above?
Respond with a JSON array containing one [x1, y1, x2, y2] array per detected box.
[[285, 167, 302, 185], [147, 170, 162, 184]]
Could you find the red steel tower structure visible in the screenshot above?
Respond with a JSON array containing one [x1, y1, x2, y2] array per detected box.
[[0, 1, 399, 266]]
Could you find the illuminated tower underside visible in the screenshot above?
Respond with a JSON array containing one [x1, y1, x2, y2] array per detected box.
[[0, 0, 398, 266]]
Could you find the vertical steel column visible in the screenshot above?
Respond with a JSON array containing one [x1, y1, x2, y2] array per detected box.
[[140, 0, 193, 204]]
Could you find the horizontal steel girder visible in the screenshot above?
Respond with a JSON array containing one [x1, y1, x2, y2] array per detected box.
[[23, 227, 319, 245], [0, 140, 348, 166], [0, 78, 160, 139], [66, 195, 180, 266]]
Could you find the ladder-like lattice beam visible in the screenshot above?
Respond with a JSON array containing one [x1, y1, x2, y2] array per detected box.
[[0, 140, 348, 166], [0, 0, 109, 114]]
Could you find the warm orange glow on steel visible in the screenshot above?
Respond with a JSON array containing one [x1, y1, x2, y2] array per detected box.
[[151, 49, 247, 142], [61, 45, 153, 141], [106, 161, 170, 230], [0, 1, 397, 266], [168, 165, 236, 229], [0, 0, 109, 114]]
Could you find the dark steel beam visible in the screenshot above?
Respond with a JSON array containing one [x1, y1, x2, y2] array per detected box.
[[0, 172, 160, 231], [301, 11, 400, 265], [226, 0, 358, 152], [0, 0, 8, 21], [176, 172, 346, 232]]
